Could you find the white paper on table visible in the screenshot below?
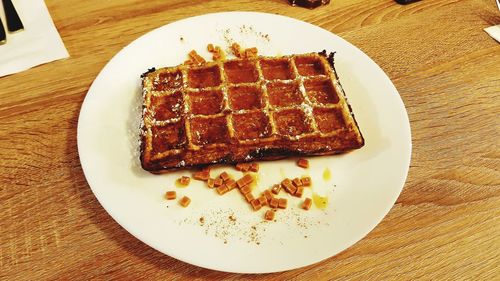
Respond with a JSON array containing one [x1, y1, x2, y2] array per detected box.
[[484, 24, 500, 43], [0, 0, 69, 77]]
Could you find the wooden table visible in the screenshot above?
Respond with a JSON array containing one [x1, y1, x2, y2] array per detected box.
[[1, 0, 499, 279]]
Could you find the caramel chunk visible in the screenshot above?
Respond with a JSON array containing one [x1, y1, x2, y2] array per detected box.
[[244, 192, 255, 202], [193, 169, 210, 181], [301, 176, 312, 186], [178, 176, 190, 186], [232, 44, 259, 59], [219, 171, 231, 182], [207, 43, 226, 61], [213, 46, 225, 61], [165, 191, 176, 200], [251, 199, 262, 211], [271, 184, 282, 195], [235, 163, 250, 172], [269, 197, 279, 208], [263, 190, 274, 202], [187, 50, 206, 65], [249, 163, 259, 172], [282, 178, 292, 187], [302, 198, 312, 210], [294, 186, 304, 197], [297, 158, 309, 168], [231, 43, 243, 58], [282, 178, 297, 194], [292, 177, 302, 187], [225, 179, 237, 190], [179, 196, 191, 207], [236, 174, 253, 188], [216, 184, 229, 195], [240, 185, 251, 194], [207, 178, 215, 188], [214, 178, 224, 187], [264, 210, 275, 221], [278, 198, 287, 209], [244, 47, 258, 59], [257, 195, 267, 206]]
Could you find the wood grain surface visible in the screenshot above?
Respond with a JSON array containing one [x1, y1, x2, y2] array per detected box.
[[1, 0, 499, 280]]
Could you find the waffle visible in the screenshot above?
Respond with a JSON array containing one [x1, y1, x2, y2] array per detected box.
[[140, 51, 364, 173]]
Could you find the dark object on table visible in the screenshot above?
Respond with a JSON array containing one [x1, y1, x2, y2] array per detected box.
[[3, 0, 24, 32], [395, 0, 421, 4], [288, 0, 330, 9], [0, 17, 6, 44]]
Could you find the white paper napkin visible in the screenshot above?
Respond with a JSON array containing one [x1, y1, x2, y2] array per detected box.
[[0, 0, 69, 77], [484, 25, 500, 43]]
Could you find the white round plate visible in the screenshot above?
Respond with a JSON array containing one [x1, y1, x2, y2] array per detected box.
[[78, 12, 411, 273]]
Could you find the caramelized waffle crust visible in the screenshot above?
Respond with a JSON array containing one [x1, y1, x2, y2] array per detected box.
[[140, 51, 364, 173]]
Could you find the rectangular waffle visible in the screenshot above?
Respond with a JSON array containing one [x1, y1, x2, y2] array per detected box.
[[140, 51, 364, 173]]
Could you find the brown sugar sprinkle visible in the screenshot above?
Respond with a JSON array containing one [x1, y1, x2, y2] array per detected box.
[[225, 179, 237, 190], [297, 158, 309, 169], [271, 184, 282, 195], [207, 178, 215, 188], [165, 191, 176, 200], [249, 163, 259, 172], [216, 184, 229, 195], [178, 176, 190, 186], [193, 169, 210, 181], [235, 163, 250, 172], [214, 178, 224, 187], [236, 174, 253, 188], [250, 199, 262, 211], [240, 185, 251, 195], [269, 197, 279, 209], [219, 172, 231, 182], [282, 178, 297, 195], [302, 198, 312, 210], [278, 198, 288, 209], [264, 210, 275, 221], [301, 176, 312, 187], [294, 186, 304, 198], [292, 177, 302, 187], [257, 195, 267, 206], [179, 196, 191, 207], [244, 192, 255, 203]]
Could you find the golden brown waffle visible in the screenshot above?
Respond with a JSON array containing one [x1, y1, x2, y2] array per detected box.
[[140, 51, 364, 173]]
